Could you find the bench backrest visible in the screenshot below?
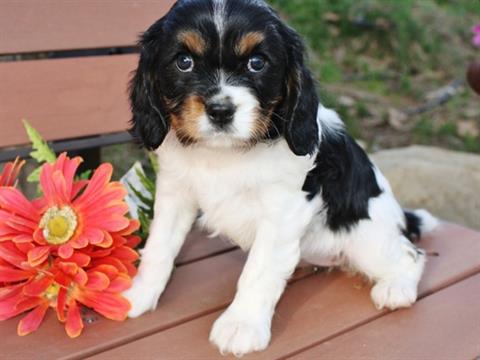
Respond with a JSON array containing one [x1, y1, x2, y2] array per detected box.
[[0, 0, 175, 161]]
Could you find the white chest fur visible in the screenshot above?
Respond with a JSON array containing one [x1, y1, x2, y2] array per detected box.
[[156, 133, 318, 249]]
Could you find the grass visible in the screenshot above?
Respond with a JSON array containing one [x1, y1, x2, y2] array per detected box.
[[269, 0, 480, 153]]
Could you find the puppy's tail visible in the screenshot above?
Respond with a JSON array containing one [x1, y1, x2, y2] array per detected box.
[[403, 209, 439, 242]]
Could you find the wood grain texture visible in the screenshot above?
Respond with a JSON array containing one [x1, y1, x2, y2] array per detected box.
[[0, 55, 137, 148], [176, 228, 234, 265], [0, 0, 175, 54], [292, 273, 480, 360], [87, 223, 480, 359]]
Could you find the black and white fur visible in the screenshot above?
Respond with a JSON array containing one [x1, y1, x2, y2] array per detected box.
[[124, 0, 438, 356]]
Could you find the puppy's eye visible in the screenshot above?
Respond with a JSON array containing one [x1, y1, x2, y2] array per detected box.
[[176, 54, 194, 72], [247, 55, 266, 73]]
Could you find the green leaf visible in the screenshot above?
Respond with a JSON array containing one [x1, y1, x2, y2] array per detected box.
[[127, 181, 153, 208], [78, 170, 92, 180], [23, 120, 56, 164], [148, 152, 160, 173], [135, 168, 155, 194], [26, 167, 41, 183]]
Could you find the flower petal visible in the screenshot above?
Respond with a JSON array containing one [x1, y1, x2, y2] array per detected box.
[[64, 252, 91, 267], [76, 290, 130, 321], [17, 302, 49, 336], [112, 246, 139, 262], [15, 296, 44, 313], [65, 301, 83, 338], [74, 163, 113, 208], [78, 228, 104, 246], [0, 265, 32, 282], [0, 158, 25, 187], [107, 273, 132, 293], [89, 264, 118, 280], [0, 188, 39, 220], [58, 244, 74, 259], [85, 271, 110, 291], [27, 246, 50, 267], [0, 241, 27, 267], [23, 276, 53, 297], [474, 33, 480, 47], [56, 288, 67, 322]]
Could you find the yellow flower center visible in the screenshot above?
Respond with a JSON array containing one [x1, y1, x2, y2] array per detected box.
[[44, 283, 60, 301], [40, 206, 78, 245]]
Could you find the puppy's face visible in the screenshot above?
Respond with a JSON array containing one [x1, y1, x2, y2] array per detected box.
[[131, 0, 319, 155]]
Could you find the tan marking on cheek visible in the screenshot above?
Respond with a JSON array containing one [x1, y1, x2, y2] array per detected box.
[[173, 95, 206, 143], [235, 32, 265, 56], [250, 98, 282, 140], [178, 31, 207, 55]]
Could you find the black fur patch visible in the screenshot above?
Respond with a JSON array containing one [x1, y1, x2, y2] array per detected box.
[[302, 130, 382, 232], [403, 210, 422, 242]]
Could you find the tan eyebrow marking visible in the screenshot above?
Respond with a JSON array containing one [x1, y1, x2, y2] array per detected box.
[[235, 31, 265, 56], [177, 30, 207, 55]]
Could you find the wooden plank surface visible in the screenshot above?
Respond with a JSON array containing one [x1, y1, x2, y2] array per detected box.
[[0, 0, 175, 54], [0, 234, 240, 360], [292, 273, 480, 360], [88, 223, 480, 359], [176, 228, 234, 265], [0, 55, 138, 148]]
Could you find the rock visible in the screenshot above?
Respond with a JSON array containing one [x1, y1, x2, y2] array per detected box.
[[371, 146, 480, 230], [338, 95, 355, 108], [387, 108, 410, 131], [457, 120, 479, 138]]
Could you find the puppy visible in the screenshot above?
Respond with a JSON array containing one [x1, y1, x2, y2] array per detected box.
[[123, 0, 438, 356]]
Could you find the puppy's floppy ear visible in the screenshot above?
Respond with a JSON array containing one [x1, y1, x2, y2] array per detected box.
[[281, 26, 319, 156], [129, 24, 169, 150]]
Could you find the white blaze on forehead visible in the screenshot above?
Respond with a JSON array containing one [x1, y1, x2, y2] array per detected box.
[[213, 0, 226, 36]]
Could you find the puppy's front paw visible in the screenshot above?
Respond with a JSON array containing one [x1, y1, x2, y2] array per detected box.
[[371, 279, 418, 310], [123, 276, 164, 318], [209, 309, 271, 357]]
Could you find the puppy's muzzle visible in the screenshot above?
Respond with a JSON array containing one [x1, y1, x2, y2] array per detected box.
[[206, 99, 236, 129]]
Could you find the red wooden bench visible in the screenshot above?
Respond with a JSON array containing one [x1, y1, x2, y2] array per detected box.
[[1, 2, 479, 359], [0, 0, 174, 164]]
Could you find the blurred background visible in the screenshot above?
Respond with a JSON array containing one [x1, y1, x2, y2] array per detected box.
[[268, 0, 480, 153], [3, 0, 479, 228]]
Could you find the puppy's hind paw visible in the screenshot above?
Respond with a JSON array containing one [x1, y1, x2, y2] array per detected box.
[[209, 309, 271, 357]]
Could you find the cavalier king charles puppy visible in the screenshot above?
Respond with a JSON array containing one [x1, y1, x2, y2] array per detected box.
[[123, 0, 438, 356]]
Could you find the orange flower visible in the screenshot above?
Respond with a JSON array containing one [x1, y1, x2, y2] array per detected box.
[[0, 240, 136, 337], [0, 154, 141, 337], [0, 153, 131, 264]]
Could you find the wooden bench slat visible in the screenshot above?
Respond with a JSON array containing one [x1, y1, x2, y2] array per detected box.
[[292, 273, 480, 359], [176, 228, 234, 266], [0, 55, 138, 148], [87, 223, 480, 359], [0, 239, 244, 360], [0, 1, 175, 54]]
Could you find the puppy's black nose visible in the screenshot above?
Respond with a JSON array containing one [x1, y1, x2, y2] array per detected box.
[[206, 101, 235, 127]]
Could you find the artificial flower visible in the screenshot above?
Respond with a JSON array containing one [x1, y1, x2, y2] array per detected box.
[[0, 240, 136, 337], [0, 230, 139, 337], [0, 153, 131, 263], [0, 154, 141, 337]]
